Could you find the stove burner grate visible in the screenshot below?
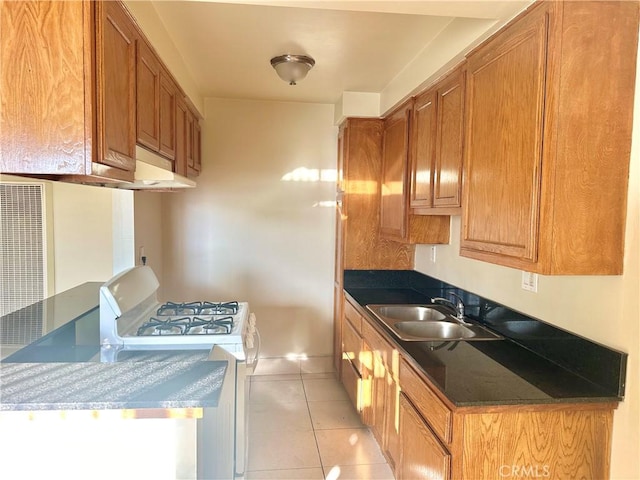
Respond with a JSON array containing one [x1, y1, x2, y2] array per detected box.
[[137, 316, 191, 336], [157, 301, 239, 316], [187, 316, 234, 335], [136, 315, 235, 336]]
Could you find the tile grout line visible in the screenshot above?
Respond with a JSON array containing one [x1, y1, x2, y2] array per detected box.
[[300, 368, 329, 479]]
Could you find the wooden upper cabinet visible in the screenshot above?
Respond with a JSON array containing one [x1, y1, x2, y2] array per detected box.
[[380, 102, 450, 244], [175, 98, 202, 179], [96, 0, 137, 173], [159, 69, 177, 160], [410, 90, 437, 209], [411, 65, 465, 215], [174, 96, 189, 177], [186, 108, 202, 178], [381, 102, 412, 241], [136, 37, 178, 163], [461, 1, 639, 274], [1, 0, 199, 182], [0, 0, 135, 182], [136, 39, 161, 152], [1, 1, 87, 176], [463, 7, 547, 264], [433, 67, 465, 210], [341, 118, 414, 269], [193, 119, 202, 174]]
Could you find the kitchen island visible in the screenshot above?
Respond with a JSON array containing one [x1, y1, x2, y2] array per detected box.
[[0, 283, 230, 480]]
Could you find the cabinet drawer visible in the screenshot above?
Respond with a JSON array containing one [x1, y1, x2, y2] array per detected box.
[[400, 358, 452, 444], [342, 316, 363, 373], [344, 300, 363, 333], [341, 357, 361, 411]]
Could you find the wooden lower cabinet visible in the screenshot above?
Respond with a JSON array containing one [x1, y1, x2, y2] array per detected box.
[[360, 341, 374, 425], [344, 295, 617, 480], [361, 309, 401, 469], [399, 393, 451, 480], [399, 357, 616, 480], [384, 370, 401, 469], [368, 347, 386, 442], [340, 303, 364, 414], [340, 355, 361, 410]]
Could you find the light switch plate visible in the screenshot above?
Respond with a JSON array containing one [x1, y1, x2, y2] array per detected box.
[[430, 246, 437, 263], [521, 271, 538, 292]]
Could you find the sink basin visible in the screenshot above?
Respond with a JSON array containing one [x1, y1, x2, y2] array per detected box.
[[393, 321, 502, 341], [367, 305, 447, 322], [395, 321, 476, 339], [365, 304, 503, 342]]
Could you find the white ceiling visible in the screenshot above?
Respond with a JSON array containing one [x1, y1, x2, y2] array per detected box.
[[149, 0, 531, 104]]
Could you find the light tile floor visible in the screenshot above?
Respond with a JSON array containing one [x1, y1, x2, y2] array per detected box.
[[246, 357, 395, 480]]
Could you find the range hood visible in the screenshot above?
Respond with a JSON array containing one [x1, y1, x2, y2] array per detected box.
[[115, 147, 196, 190]]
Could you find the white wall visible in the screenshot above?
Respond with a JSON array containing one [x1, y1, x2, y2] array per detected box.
[[133, 191, 165, 295], [50, 182, 117, 292], [161, 98, 337, 358], [0, 175, 119, 294], [414, 43, 640, 480]]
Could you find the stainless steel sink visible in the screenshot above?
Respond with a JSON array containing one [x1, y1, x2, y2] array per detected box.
[[367, 305, 447, 322], [366, 304, 503, 342]]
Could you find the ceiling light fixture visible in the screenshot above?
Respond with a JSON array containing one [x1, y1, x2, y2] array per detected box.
[[270, 54, 315, 85]]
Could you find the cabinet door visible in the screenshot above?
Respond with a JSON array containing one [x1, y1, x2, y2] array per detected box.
[[341, 311, 363, 412], [380, 103, 411, 241], [341, 356, 361, 413], [186, 109, 197, 176], [384, 369, 401, 467], [342, 314, 362, 373], [461, 7, 549, 262], [335, 123, 346, 280], [175, 96, 189, 176], [399, 393, 451, 480], [158, 70, 177, 160], [136, 39, 160, 152], [193, 119, 202, 174], [0, 1, 88, 175], [410, 89, 437, 209], [333, 284, 344, 375], [433, 68, 465, 209], [370, 349, 387, 444], [96, 0, 137, 171], [360, 340, 373, 425]]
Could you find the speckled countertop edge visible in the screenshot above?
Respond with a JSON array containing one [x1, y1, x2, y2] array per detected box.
[[0, 361, 227, 411]]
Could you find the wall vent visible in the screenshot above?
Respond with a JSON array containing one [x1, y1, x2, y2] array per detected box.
[[0, 183, 47, 325]]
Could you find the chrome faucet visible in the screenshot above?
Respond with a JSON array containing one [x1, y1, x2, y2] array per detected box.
[[431, 293, 470, 325]]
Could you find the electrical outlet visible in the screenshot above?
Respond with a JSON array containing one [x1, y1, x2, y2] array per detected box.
[[521, 271, 538, 292], [430, 246, 437, 263]]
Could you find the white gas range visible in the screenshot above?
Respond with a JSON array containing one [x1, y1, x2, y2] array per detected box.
[[99, 266, 260, 479]]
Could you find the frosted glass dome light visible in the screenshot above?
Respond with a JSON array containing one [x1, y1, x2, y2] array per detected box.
[[270, 54, 315, 85]]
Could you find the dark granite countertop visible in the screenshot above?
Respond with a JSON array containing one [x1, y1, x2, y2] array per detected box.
[[344, 270, 626, 407], [0, 283, 227, 411]]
